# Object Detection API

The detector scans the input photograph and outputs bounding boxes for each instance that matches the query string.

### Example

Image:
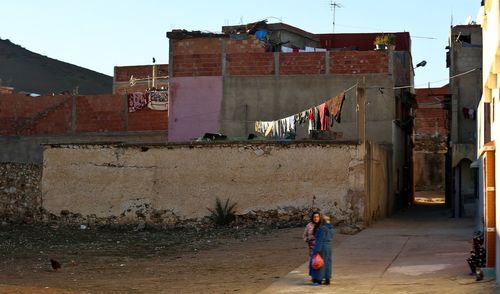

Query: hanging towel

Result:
[468,108,475,120]
[308,107,315,132]
[148,89,168,111]
[265,122,273,137]
[325,92,346,123]
[318,103,330,131]
[314,107,321,130]
[128,92,148,112]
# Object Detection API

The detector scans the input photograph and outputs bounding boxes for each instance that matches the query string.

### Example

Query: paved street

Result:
[261,204,496,293]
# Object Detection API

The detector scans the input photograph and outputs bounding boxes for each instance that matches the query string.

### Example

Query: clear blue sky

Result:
[0,0,480,87]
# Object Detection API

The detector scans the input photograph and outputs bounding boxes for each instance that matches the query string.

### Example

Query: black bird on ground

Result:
[50,259,61,271]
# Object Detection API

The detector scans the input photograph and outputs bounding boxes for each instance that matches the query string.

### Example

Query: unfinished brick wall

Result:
[226,53,275,75]
[76,95,125,132]
[171,37,390,77]
[114,65,168,82]
[114,65,169,95]
[225,35,266,54]
[0,94,72,136]
[128,108,168,131]
[0,93,168,136]
[330,51,389,74]
[173,38,222,77]
[280,52,325,75]
[414,87,449,140]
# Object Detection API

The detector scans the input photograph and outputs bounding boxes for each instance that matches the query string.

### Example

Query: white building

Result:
[477,0,500,281]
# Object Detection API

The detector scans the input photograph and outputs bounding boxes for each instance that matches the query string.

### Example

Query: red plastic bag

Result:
[312,253,324,270]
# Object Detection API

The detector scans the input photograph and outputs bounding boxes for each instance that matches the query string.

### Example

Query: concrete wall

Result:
[221,75,395,143]
[168,76,223,142]
[365,142,392,222]
[42,142,368,225]
[392,121,406,207]
[0,132,167,163]
[414,152,445,191]
[168,35,398,143]
[449,25,482,145]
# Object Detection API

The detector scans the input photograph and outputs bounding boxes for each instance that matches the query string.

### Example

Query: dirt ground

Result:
[0,223,317,293]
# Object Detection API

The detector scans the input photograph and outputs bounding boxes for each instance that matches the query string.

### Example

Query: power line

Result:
[393,67,480,90]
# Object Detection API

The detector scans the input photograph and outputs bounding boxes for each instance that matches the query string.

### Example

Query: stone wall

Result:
[42,142,367,226]
[0,163,42,223]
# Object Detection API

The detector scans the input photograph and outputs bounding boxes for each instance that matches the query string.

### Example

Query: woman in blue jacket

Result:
[309,215,333,285]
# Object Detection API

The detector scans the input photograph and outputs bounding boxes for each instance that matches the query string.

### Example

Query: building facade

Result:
[447,24,483,217]
[413,86,450,199]
[477,0,500,279]
[166,22,416,214]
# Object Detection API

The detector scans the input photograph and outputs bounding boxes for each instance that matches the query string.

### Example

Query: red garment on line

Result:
[318,103,330,131]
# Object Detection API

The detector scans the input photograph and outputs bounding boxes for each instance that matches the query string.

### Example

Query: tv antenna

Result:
[330,1,343,33]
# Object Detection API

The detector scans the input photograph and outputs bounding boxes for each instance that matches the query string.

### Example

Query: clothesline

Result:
[254,83,359,138]
[127,89,168,112]
[393,68,480,90]
[256,82,358,122]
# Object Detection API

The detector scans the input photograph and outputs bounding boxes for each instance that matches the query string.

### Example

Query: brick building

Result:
[447,24,482,217]
[113,64,168,94]
[0,93,168,163]
[166,22,416,211]
[413,85,450,194]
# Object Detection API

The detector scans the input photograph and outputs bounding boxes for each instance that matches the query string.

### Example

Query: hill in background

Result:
[0,38,112,95]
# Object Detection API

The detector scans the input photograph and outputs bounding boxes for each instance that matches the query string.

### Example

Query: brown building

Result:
[113,64,168,95]
[413,85,450,197]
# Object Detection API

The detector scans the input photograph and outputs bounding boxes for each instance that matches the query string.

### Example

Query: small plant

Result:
[374,34,396,46]
[207,197,237,226]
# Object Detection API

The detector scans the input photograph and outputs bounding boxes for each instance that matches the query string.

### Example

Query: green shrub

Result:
[374,34,395,45]
[207,197,237,226]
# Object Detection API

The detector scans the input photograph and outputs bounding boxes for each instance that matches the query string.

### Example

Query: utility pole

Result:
[330,1,342,33]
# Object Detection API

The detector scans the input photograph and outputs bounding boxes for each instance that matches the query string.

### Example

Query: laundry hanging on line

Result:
[127,89,169,112]
[254,91,347,138]
[462,107,475,120]
[148,89,168,111]
[128,92,148,112]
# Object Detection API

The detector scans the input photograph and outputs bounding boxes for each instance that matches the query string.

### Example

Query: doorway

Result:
[413,150,446,205]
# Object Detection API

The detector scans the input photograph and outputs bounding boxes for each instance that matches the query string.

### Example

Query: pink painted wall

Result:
[168,76,223,142]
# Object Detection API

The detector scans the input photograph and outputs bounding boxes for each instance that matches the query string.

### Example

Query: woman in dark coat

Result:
[309,215,334,285]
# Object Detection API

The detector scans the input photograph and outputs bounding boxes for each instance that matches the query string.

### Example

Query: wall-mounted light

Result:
[414,60,427,69]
